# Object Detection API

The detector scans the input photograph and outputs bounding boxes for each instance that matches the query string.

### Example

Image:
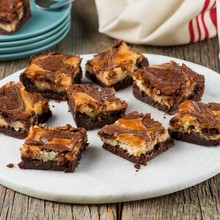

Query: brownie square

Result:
[0,82,52,139]
[169,100,220,146]
[0,0,31,35]
[85,40,149,90]
[18,124,88,172]
[67,83,127,130]
[98,111,174,165]
[132,61,205,115]
[20,52,82,100]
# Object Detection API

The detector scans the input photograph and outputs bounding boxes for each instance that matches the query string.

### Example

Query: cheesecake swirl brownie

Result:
[132,61,205,114]
[67,84,127,130]
[0,0,31,35]
[169,100,220,146]
[98,111,174,165]
[20,52,82,100]
[18,124,88,172]
[85,40,149,90]
[0,82,52,139]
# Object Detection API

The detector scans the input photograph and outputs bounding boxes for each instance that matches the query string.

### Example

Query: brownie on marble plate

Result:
[20,52,82,100]
[18,124,88,172]
[132,61,205,115]
[85,40,149,90]
[0,82,52,139]
[67,83,127,130]
[98,111,174,165]
[169,100,220,146]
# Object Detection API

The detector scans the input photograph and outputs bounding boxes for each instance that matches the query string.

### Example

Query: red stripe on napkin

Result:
[189,20,195,43]
[189,0,217,43]
[196,17,202,41]
[201,0,210,39]
[210,5,217,31]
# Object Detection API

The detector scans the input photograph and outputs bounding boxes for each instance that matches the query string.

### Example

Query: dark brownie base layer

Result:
[133,84,204,115]
[69,107,125,130]
[0,1,31,35]
[169,130,220,146]
[18,158,79,173]
[20,71,82,100]
[85,72,133,91]
[0,127,29,139]
[102,138,174,165]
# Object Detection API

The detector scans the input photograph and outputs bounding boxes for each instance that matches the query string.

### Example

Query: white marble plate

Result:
[0,54,219,204]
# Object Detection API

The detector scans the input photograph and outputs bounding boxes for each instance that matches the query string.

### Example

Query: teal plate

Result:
[0,0,71,42]
[0,22,70,61]
[0,17,70,53]
[0,15,70,47]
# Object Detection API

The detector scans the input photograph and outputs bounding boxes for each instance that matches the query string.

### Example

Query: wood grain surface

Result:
[0,0,220,219]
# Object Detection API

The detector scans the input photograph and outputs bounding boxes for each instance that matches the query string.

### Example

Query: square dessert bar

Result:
[20,52,82,100]
[0,0,31,35]
[0,82,52,139]
[132,61,205,115]
[67,83,127,130]
[169,100,220,146]
[85,40,149,90]
[98,111,174,165]
[18,124,88,172]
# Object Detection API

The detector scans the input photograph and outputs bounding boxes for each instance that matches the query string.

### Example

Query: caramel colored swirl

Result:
[24,124,87,152]
[25,53,82,88]
[172,100,220,129]
[67,84,127,117]
[0,82,48,120]
[99,111,167,146]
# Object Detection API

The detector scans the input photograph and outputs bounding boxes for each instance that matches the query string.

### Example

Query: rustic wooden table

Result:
[0,0,220,219]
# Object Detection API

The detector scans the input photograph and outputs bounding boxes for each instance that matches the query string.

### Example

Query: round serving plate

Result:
[0,54,219,204]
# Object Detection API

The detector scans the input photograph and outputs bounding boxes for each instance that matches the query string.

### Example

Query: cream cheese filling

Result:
[169,123,220,141]
[93,58,138,86]
[0,116,25,131]
[101,131,169,157]
[39,150,57,162]
[34,80,68,93]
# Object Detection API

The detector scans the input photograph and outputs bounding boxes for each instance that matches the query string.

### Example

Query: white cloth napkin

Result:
[95,0,217,46]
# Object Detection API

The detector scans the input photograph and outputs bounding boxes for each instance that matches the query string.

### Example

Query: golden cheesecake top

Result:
[67,84,127,117]
[170,100,220,129]
[0,81,49,119]
[86,40,149,86]
[98,111,169,154]
[20,124,88,161]
[24,52,82,88]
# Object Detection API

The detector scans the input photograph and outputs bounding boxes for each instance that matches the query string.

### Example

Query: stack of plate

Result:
[0,1,71,61]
